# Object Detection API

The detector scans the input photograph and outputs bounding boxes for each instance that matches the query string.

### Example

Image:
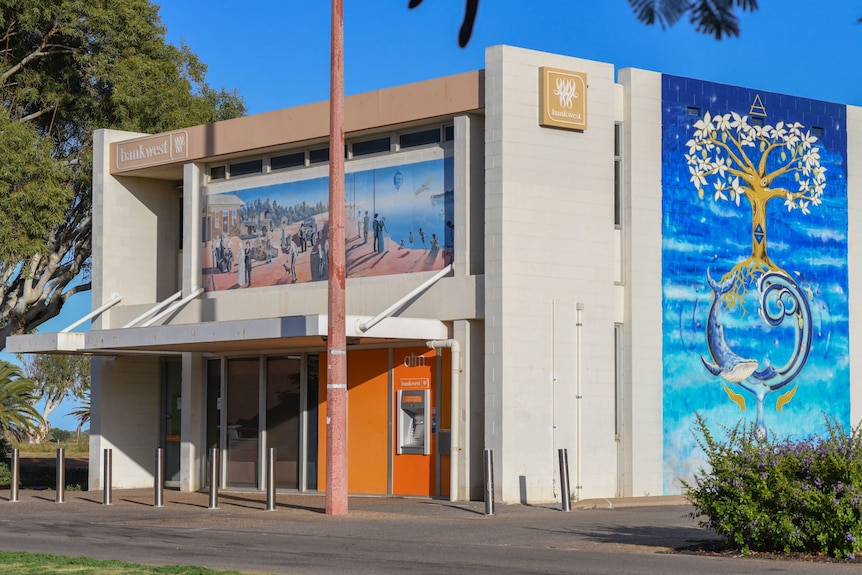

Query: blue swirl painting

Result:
[661,75,849,493]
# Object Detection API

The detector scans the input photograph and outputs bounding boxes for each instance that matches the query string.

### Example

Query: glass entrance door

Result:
[213,355,318,490]
[266,357,300,488]
[162,358,182,486]
[226,358,260,488]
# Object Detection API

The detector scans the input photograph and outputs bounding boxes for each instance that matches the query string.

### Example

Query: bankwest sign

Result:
[540,67,588,131]
[115,131,189,170]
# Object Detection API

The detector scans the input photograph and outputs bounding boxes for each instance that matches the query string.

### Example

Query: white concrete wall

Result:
[89,356,160,489]
[484,46,617,503]
[618,68,664,497]
[848,105,862,428]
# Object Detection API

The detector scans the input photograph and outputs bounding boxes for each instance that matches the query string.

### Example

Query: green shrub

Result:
[0,461,8,488]
[684,413,862,559]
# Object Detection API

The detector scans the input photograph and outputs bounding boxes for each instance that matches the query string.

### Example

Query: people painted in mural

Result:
[376,216,389,253]
[372,213,380,252]
[237,238,246,287]
[244,241,253,287]
[363,211,370,244]
[418,227,426,249]
[288,238,298,282]
[203,157,453,291]
[430,233,439,253]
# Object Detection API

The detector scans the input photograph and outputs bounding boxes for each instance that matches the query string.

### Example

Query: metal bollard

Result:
[208,447,219,509]
[483,449,495,516]
[103,449,113,505]
[154,448,164,508]
[558,448,571,512]
[10,449,19,502]
[55,448,65,503]
[265,447,276,511]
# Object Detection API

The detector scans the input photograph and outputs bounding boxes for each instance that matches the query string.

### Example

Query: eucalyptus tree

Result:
[18,353,89,442]
[0,0,245,350]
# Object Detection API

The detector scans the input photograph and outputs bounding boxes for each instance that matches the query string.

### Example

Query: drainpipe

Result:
[576,302,584,501]
[356,264,452,334]
[141,287,204,327]
[427,338,460,501]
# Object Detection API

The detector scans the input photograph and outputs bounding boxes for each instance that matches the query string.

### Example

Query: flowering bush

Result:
[684,414,862,559]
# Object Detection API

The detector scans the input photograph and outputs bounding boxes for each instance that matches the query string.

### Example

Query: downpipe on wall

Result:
[576,302,584,501]
[427,338,461,501]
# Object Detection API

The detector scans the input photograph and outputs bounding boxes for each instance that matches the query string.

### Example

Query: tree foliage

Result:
[628,0,759,39]
[18,353,89,442]
[0,0,245,350]
[0,360,42,441]
[416,0,764,47]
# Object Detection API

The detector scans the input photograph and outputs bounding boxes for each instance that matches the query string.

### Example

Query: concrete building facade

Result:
[11,45,861,503]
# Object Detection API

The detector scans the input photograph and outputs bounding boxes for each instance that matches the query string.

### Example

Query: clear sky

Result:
[22,0,862,431]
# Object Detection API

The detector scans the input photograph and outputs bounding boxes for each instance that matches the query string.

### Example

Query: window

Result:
[271,152,305,171]
[614,123,623,227]
[210,166,226,180]
[812,126,825,137]
[399,128,440,149]
[352,137,390,157]
[230,159,263,177]
[309,148,329,164]
[444,125,454,142]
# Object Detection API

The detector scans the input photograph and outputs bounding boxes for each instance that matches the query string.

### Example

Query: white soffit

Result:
[6,332,86,354]
[8,316,447,355]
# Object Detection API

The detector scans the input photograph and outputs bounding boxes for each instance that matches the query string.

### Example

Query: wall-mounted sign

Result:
[115,131,189,170]
[540,67,588,131]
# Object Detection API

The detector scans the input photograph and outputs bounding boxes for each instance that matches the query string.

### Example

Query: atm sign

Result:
[399,378,429,389]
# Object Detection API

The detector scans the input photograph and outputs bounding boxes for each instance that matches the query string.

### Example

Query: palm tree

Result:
[0,361,43,441]
[69,400,90,444]
[408,0,760,47]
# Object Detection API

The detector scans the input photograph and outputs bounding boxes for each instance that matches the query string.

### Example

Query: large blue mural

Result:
[661,75,849,493]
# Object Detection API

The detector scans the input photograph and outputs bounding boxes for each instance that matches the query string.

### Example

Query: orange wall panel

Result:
[317,349,389,495]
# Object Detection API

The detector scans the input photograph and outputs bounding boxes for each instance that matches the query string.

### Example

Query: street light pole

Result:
[325,0,348,516]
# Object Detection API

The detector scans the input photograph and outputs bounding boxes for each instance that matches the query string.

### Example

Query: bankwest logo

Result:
[116,131,189,170]
[540,67,588,131]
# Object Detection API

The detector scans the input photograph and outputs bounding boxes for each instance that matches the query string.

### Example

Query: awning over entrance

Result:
[7,315,449,356]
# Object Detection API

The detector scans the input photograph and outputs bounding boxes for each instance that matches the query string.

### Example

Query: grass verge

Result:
[0,551,268,574]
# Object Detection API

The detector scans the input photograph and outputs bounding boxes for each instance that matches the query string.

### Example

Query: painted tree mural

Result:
[661,75,848,493]
[684,110,829,439]
[685,111,826,306]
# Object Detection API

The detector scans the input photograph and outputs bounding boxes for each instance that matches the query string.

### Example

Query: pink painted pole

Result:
[325,0,348,516]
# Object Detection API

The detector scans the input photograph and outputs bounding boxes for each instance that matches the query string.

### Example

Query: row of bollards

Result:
[6,446,280,511]
[9,446,567,512]
[481,448,573,516]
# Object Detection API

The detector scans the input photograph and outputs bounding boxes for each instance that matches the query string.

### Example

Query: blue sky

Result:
[23,0,862,430]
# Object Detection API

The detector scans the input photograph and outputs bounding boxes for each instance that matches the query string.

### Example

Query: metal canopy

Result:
[7,314,448,356]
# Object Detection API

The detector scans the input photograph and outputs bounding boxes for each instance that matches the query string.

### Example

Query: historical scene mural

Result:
[202,157,454,291]
[661,75,849,493]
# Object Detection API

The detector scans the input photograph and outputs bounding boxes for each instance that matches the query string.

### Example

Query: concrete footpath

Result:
[0,488,856,575]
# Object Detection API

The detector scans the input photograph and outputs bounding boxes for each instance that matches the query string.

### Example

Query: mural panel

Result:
[202,157,454,291]
[661,75,849,493]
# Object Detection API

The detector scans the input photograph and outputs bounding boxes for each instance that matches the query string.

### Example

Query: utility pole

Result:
[325,0,348,516]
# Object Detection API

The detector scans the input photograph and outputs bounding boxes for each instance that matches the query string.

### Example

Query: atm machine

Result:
[397,389,430,455]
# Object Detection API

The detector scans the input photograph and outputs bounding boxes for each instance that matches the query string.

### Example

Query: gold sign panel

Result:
[115,131,189,171]
[540,67,588,131]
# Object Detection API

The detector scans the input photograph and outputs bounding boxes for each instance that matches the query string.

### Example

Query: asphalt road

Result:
[0,489,858,574]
